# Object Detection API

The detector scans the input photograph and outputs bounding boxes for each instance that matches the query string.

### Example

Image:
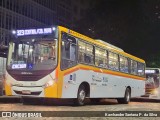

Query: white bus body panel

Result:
[61,69,145,98]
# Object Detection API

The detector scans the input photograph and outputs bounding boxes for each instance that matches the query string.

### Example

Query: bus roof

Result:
[95,39,124,52]
[58,26,145,63]
[146,68,160,70]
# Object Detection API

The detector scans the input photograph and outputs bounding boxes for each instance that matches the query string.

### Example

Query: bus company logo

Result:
[103,77,108,82]
[92,75,102,82]
[21,72,32,75]
[30,82,36,86]
[2,112,11,117]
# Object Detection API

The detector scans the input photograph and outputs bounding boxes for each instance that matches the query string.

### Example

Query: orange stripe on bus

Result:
[64,67,145,80]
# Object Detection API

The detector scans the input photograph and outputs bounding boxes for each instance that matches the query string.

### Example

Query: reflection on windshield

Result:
[7,39,57,71]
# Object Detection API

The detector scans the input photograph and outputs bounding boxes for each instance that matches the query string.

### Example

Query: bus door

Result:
[61,32,77,70]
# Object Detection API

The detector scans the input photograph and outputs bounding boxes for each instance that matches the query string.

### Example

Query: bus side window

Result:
[130,60,138,75]
[84,54,91,63]
[108,52,119,71]
[78,40,85,63]
[78,40,94,65]
[137,62,145,77]
[95,46,107,68]
[98,60,103,67]
[119,55,129,73]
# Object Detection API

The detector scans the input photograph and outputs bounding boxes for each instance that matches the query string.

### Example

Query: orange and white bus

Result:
[5,26,145,105]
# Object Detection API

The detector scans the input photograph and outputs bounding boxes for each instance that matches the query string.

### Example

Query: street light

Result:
[12,30,16,35]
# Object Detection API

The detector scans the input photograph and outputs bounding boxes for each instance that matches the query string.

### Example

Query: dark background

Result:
[74,0,160,67]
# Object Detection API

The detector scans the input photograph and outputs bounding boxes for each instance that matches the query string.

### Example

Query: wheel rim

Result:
[78,90,85,103]
[126,91,130,102]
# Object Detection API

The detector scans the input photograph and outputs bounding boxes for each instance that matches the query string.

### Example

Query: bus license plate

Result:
[22,90,31,94]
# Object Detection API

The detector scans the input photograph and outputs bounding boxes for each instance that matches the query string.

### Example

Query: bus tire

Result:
[75,85,86,106]
[117,88,131,104]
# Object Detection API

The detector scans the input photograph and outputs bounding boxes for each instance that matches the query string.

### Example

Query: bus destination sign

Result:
[16,28,53,36]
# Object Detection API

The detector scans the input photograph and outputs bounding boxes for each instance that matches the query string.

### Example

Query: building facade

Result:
[0,0,74,46]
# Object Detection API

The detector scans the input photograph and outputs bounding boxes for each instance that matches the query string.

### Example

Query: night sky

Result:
[75,0,160,66]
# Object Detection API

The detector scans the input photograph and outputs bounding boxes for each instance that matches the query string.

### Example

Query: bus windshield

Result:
[145,69,160,88]
[7,38,58,71]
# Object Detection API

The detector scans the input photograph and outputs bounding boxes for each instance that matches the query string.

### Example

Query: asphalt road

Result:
[0,97,160,120]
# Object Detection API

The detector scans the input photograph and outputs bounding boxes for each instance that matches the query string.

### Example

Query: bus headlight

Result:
[43,80,55,88]
[153,89,158,95]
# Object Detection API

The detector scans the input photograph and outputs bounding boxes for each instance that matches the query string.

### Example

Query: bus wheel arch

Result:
[117,86,131,104]
[74,82,90,106]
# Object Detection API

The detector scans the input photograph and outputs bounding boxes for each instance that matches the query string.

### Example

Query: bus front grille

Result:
[14,90,42,95]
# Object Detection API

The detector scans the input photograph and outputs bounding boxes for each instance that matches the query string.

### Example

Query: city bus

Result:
[5,26,145,105]
[142,68,160,99]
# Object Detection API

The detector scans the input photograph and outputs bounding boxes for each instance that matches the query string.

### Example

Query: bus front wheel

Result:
[75,85,86,106]
[117,88,131,104]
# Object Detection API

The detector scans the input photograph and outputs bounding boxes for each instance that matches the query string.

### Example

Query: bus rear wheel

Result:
[117,88,131,104]
[75,85,86,106]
